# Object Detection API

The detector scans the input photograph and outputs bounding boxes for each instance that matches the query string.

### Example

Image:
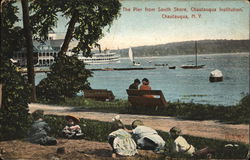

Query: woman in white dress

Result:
[108,120,138,158]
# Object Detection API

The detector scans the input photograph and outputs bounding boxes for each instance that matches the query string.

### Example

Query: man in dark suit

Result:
[129,79,141,90]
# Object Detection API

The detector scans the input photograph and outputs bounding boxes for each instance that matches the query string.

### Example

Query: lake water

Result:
[35,52,249,106]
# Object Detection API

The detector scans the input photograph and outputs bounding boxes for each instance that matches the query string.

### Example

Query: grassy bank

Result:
[60,97,130,113]
[43,115,248,159]
[58,95,250,124]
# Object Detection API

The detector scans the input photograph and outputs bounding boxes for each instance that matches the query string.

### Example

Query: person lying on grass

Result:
[131,120,165,153]
[108,119,138,158]
[62,115,83,139]
[27,110,57,145]
[169,126,214,158]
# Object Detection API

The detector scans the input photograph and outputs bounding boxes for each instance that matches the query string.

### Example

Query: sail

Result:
[128,47,134,62]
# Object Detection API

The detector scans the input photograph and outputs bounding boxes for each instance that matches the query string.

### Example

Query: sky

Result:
[96,0,249,49]
[16,0,249,50]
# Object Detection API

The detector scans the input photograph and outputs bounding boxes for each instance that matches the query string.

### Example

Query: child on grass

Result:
[62,115,83,138]
[131,120,165,153]
[108,116,138,158]
[27,110,57,145]
[169,126,214,158]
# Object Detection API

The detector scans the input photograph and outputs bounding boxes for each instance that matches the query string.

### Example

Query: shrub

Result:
[239,94,250,107]
[231,94,250,123]
[36,54,92,103]
[0,59,31,140]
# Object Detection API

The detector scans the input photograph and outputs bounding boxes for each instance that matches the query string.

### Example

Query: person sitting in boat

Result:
[27,110,57,145]
[131,120,165,153]
[108,118,138,158]
[169,127,214,157]
[129,78,141,90]
[62,115,83,139]
[139,78,154,98]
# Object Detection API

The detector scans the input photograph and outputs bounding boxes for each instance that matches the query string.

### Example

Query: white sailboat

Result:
[128,47,140,66]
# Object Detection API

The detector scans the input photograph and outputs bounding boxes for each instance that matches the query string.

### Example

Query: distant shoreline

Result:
[117,39,249,57]
[119,52,249,59]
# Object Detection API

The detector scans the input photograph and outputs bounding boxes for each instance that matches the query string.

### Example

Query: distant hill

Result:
[115,40,250,57]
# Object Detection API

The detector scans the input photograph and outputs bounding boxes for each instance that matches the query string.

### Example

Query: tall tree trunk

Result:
[58,12,78,57]
[21,0,36,102]
[0,0,4,109]
[0,0,4,57]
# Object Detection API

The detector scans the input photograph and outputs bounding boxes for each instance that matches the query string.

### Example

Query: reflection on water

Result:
[35,52,249,106]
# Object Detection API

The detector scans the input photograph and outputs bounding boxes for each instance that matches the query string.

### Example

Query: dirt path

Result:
[0,139,162,160]
[29,103,249,144]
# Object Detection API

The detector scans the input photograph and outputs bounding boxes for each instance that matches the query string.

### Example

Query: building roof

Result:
[33,39,64,52]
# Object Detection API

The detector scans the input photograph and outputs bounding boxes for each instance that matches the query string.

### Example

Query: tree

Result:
[30,0,121,56]
[21,0,36,102]
[1,0,23,58]
[1,0,36,103]
[0,59,31,140]
[0,0,31,140]
[29,0,121,102]
[36,54,92,103]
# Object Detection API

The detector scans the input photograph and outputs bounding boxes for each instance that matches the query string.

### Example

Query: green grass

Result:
[43,115,249,159]
[57,95,250,124]
[60,97,130,113]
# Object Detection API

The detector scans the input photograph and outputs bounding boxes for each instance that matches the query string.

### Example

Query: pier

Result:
[18,67,156,73]
[91,67,156,71]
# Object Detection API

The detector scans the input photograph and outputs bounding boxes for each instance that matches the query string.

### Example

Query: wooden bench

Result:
[126,89,167,109]
[83,89,115,101]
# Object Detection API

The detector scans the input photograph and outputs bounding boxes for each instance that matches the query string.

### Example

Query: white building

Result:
[13,36,64,67]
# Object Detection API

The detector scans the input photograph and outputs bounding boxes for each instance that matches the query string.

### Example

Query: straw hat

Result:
[65,115,80,123]
[112,115,121,122]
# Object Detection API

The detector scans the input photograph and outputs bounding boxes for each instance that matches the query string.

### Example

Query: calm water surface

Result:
[35,52,249,106]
